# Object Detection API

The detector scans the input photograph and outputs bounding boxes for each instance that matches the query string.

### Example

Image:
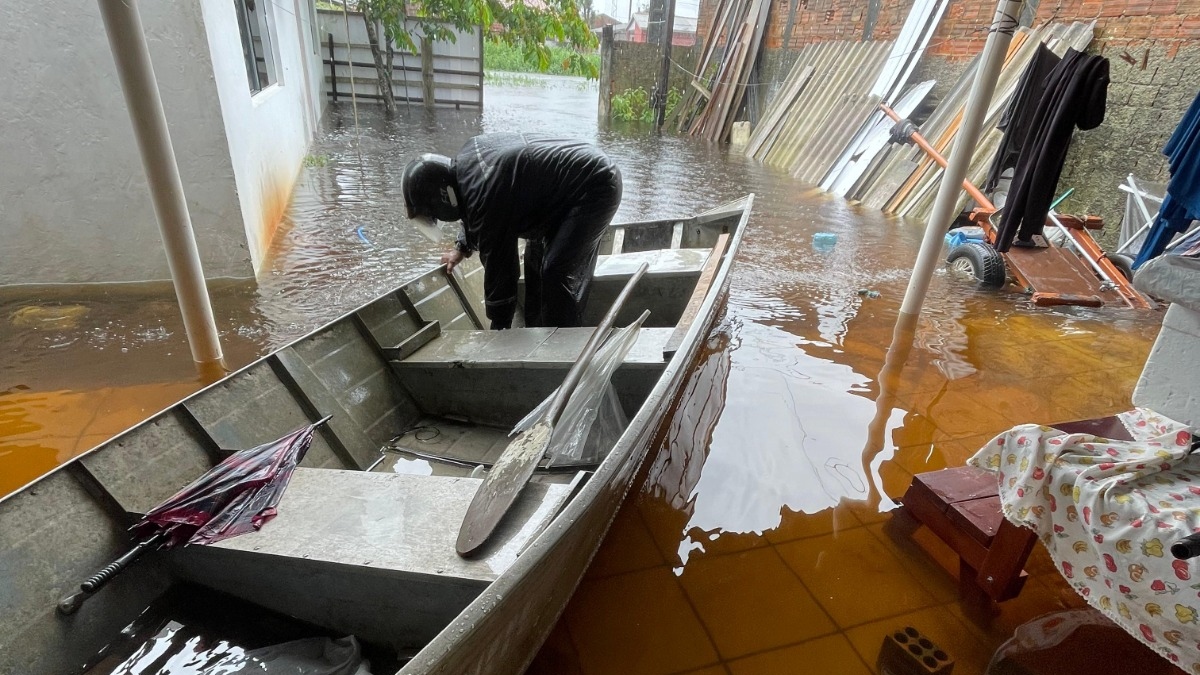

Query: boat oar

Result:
[456,261,650,557]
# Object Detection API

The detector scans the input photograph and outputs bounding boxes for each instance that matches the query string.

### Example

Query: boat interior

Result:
[2,198,750,674]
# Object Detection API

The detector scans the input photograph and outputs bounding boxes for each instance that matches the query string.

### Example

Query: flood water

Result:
[2,73,1168,673]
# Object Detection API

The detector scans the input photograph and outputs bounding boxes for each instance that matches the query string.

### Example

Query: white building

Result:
[0,0,327,285]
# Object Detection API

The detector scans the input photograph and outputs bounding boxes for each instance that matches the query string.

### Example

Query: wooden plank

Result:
[948,495,1004,546]
[911,466,998,503]
[1053,415,1132,440]
[902,485,991,570]
[1004,246,1121,302]
[976,519,1037,601]
[662,234,729,359]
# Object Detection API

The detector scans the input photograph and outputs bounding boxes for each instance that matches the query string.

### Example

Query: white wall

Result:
[0,0,251,284]
[203,0,326,269]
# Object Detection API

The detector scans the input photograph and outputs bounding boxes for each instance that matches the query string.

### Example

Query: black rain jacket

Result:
[452,133,621,328]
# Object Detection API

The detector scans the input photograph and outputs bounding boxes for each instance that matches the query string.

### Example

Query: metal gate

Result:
[318,9,483,108]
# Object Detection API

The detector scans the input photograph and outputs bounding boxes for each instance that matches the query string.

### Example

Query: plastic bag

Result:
[511,315,644,463]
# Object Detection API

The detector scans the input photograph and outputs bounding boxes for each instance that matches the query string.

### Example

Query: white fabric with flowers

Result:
[968,408,1200,672]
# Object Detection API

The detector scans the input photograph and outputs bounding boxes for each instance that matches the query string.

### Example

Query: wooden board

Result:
[662,234,730,359]
[1003,246,1123,305]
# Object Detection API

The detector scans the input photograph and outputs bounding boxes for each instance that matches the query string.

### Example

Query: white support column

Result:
[98,0,226,377]
[899,0,1025,318]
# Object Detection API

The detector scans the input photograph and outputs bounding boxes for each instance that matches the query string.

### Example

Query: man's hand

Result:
[442,249,465,272]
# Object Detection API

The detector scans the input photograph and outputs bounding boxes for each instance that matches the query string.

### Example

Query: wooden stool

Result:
[898,416,1131,609]
[900,465,1037,607]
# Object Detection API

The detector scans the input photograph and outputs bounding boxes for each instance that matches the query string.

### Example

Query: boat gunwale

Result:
[398,193,755,673]
[0,198,753,508]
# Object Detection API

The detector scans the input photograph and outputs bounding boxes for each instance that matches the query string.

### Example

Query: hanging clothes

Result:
[995,49,1110,252]
[1132,90,1200,268]
[983,44,1063,197]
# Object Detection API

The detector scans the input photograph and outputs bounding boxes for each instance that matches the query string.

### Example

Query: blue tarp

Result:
[1133,90,1200,268]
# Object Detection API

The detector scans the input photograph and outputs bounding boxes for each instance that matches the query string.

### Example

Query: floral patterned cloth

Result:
[968,408,1200,672]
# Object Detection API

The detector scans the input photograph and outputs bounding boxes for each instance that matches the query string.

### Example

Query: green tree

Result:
[354,0,598,113]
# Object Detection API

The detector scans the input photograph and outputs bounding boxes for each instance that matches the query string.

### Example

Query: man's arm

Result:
[481,237,519,330]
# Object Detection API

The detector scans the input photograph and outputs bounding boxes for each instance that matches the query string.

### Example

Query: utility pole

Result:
[98,0,226,380]
[651,0,677,131]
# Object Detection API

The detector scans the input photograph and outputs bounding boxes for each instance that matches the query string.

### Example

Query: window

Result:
[235,0,279,93]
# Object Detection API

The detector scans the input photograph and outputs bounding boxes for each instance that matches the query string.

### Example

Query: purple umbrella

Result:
[58,418,327,614]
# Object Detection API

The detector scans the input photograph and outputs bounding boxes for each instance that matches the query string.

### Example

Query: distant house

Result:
[590,13,622,29]
[620,12,697,47]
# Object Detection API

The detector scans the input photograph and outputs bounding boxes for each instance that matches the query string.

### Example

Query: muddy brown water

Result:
[1,74,1166,674]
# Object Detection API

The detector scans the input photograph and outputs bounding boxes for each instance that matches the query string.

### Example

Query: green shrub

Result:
[610,86,681,124]
[484,41,599,79]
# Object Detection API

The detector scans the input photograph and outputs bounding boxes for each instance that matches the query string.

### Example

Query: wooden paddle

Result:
[456,261,651,556]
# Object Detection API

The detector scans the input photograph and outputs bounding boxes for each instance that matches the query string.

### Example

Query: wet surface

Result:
[1,72,1169,674]
[81,584,400,675]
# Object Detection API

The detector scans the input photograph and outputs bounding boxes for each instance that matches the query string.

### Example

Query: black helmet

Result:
[401,154,461,222]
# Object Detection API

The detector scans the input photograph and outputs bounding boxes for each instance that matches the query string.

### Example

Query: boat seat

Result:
[521,248,715,328]
[397,326,674,369]
[593,248,712,278]
[171,468,572,650]
[390,328,672,427]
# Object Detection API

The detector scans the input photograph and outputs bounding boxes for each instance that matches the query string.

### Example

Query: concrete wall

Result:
[203,0,327,271]
[608,40,701,99]
[0,0,325,286]
[0,0,247,285]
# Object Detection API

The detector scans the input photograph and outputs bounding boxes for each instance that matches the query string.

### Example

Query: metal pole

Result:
[898,0,1024,318]
[98,0,225,376]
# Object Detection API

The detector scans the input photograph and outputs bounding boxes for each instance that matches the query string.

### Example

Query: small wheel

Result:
[947,242,1007,289]
[1109,253,1134,281]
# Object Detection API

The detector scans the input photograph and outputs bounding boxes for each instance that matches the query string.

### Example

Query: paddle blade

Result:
[456,421,553,556]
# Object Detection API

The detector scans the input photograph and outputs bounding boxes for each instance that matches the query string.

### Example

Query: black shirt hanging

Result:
[994,48,1110,252]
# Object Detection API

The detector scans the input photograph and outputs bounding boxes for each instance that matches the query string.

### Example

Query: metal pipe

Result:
[98,0,225,375]
[898,0,1024,318]
[880,104,996,210]
[1116,174,1160,254]
[1048,212,1117,285]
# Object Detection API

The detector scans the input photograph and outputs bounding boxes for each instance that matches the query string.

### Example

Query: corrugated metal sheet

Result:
[747,0,948,187]
[848,21,1097,218]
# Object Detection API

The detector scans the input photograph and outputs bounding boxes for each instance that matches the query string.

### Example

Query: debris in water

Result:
[10,304,89,329]
[858,289,881,299]
[812,232,838,252]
